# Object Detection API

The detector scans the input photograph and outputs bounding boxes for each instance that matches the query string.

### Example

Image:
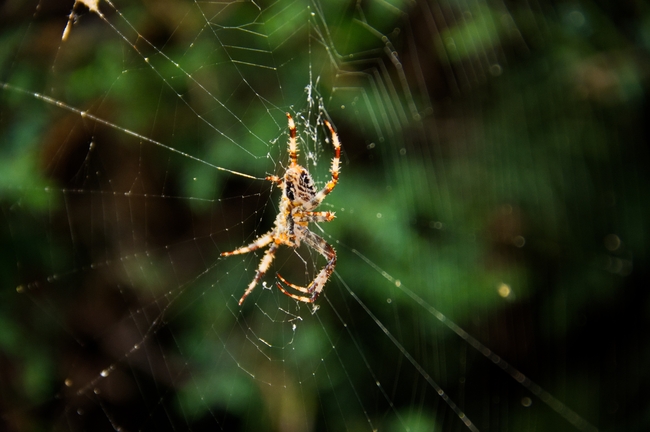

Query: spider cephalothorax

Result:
[221,113,341,305]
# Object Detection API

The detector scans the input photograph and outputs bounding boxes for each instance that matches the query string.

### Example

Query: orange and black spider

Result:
[221,113,341,305]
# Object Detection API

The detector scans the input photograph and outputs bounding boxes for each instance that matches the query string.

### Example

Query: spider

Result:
[221,113,341,305]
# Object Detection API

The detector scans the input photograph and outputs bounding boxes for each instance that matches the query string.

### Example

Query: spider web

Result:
[1,0,648,431]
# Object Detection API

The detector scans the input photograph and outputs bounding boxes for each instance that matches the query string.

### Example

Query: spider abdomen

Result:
[284,166,317,208]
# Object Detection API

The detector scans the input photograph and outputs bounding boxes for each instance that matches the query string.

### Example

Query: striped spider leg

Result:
[221,113,341,305]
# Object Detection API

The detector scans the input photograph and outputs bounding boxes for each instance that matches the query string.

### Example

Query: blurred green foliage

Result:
[1,0,649,431]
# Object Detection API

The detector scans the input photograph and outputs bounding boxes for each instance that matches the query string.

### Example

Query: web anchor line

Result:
[1,83,260,182]
[350,247,599,432]
[72,0,269,157]
[336,274,479,432]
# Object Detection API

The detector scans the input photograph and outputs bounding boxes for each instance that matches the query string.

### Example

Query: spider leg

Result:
[286,113,298,167]
[221,232,275,304]
[276,273,311,294]
[293,211,336,224]
[220,232,273,256]
[276,228,336,303]
[276,279,316,303]
[308,119,341,208]
[237,242,279,305]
